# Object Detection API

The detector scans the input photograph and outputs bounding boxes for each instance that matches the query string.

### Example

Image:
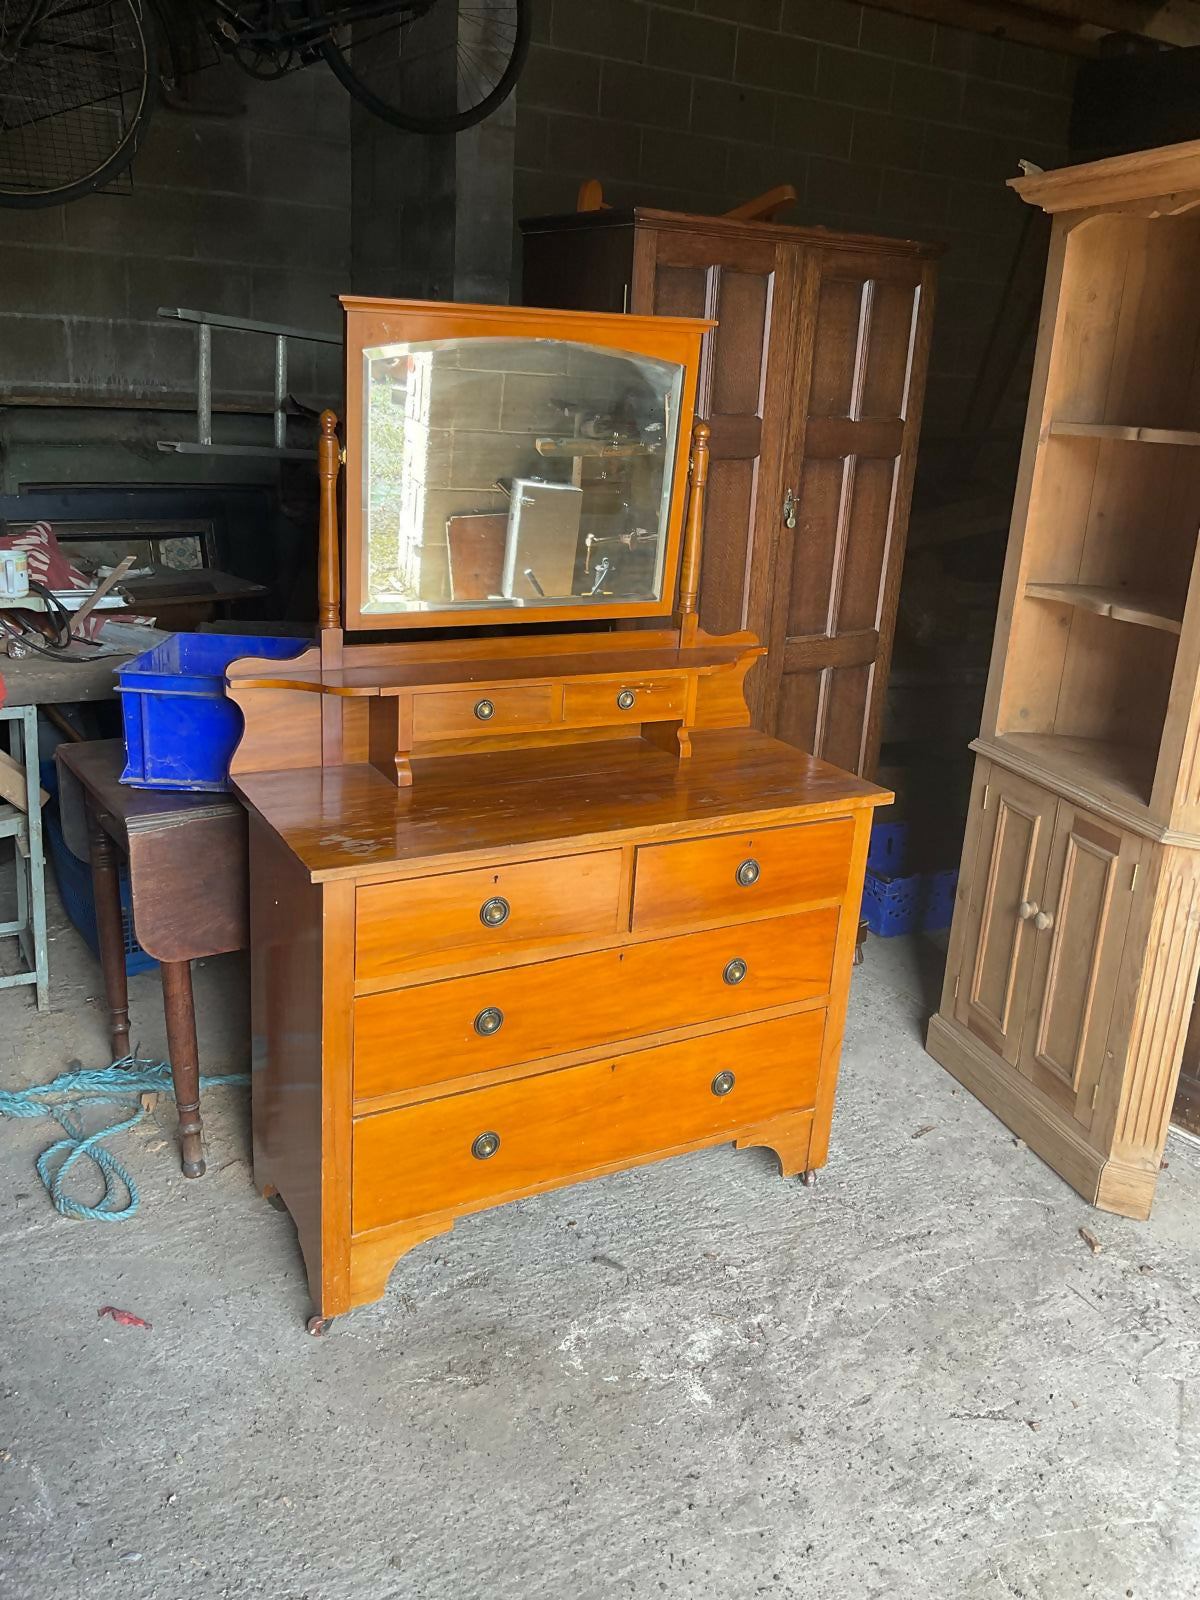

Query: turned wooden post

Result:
[677,420,710,646]
[161,960,205,1179]
[317,410,341,633]
[87,809,130,1061]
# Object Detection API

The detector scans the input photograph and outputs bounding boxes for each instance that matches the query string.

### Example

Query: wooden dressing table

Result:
[226,300,888,1329]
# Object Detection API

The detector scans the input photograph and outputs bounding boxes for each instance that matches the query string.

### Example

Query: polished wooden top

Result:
[236,729,890,882]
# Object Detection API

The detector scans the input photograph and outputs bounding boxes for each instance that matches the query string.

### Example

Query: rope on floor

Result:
[0,1058,249,1222]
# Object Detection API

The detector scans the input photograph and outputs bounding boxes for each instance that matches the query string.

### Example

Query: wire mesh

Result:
[0,0,150,194]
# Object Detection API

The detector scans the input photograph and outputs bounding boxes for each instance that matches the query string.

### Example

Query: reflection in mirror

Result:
[362,337,684,614]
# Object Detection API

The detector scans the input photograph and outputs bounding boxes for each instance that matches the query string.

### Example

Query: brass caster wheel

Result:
[306,1314,334,1337]
[800,1168,818,1188]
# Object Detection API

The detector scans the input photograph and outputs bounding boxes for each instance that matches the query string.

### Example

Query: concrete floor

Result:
[2,880,1200,1600]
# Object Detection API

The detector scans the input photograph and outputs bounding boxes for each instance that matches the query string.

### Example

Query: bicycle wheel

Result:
[312,0,528,136]
[0,0,156,208]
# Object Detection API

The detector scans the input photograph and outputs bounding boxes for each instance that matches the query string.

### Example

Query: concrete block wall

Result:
[0,63,350,417]
[514,0,1078,443]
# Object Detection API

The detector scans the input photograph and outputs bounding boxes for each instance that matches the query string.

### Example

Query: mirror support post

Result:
[676,420,710,647]
[318,410,342,633]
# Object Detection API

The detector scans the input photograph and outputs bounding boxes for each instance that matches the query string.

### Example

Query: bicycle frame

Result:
[205,0,437,54]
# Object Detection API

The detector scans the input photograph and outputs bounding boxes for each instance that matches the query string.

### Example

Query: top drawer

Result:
[632,818,854,932]
[413,684,558,740]
[356,849,624,983]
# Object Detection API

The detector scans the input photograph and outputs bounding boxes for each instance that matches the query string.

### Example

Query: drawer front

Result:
[353,1010,825,1232]
[354,906,837,1100]
[632,818,854,932]
[413,684,558,739]
[563,677,688,725]
[356,850,624,984]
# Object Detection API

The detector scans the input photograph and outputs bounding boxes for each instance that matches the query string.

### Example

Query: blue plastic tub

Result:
[117,632,309,792]
[862,865,959,938]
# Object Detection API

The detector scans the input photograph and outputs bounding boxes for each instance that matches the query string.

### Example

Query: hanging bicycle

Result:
[0,0,528,208]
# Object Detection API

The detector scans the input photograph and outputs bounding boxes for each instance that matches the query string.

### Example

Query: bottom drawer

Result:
[352,1010,825,1234]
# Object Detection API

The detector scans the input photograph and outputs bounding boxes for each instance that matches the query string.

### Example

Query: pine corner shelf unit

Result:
[928,139,1200,1220]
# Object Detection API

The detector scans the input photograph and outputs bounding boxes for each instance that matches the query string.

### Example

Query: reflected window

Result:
[362,336,683,614]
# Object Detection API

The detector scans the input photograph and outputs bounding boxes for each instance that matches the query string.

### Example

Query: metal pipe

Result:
[197,324,213,448]
[273,335,287,451]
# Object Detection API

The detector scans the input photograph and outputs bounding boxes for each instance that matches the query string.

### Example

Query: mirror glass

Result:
[361,336,684,614]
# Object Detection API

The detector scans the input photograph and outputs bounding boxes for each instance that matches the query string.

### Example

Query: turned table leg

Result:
[161,959,205,1178]
[87,810,130,1061]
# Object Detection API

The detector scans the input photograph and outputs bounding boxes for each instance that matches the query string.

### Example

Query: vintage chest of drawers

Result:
[227,299,887,1327]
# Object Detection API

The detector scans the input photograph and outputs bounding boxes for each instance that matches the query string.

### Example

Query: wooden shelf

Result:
[988,732,1156,810]
[1049,420,1200,449]
[1024,581,1183,635]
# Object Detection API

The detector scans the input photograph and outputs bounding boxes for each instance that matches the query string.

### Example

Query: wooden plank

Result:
[1024,581,1183,635]
[1014,139,1200,213]
[1049,420,1200,448]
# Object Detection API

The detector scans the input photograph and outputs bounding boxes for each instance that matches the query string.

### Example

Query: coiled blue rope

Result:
[0,1058,248,1221]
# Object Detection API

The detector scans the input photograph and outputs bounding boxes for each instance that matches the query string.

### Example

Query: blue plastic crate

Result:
[117,632,309,792]
[866,819,911,874]
[44,805,157,978]
[862,865,959,938]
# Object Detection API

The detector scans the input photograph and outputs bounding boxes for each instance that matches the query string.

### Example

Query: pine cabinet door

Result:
[953,770,1056,1064]
[1018,805,1140,1131]
[762,249,935,778]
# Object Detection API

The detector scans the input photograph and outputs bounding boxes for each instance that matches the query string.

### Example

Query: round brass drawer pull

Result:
[474,698,496,721]
[735,858,760,887]
[711,1070,736,1097]
[616,688,637,711]
[480,896,510,928]
[472,1131,501,1160]
[723,958,747,986]
[474,1006,504,1037]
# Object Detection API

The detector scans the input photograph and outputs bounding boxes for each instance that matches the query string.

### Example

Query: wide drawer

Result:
[356,850,624,984]
[412,683,558,739]
[563,677,688,726]
[354,906,837,1100]
[631,818,854,932]
[353,1010,825,1233]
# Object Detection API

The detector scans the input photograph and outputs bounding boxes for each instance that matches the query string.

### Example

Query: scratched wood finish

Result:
[352,1011,826,1235]
[354,908,838,1101]
[519,208,938,779]
[928,141,1200,1216]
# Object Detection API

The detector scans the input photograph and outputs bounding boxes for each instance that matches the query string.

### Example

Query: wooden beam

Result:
[861,0,1200,51]
[859,0,1099,53]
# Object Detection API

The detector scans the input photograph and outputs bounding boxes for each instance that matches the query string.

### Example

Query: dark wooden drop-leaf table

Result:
[55,739,248,1177]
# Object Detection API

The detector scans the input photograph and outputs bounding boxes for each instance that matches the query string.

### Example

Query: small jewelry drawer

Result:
[356,850,625,984]
[353,907,837,1101]
[563,677,688,726]
[631,818,855,932]
[412,683,558,739]
[351,1010,826,1234]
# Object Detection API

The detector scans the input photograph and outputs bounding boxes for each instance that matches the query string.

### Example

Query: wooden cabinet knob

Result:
[1035,909,1054,931]
[1018,900,1039,920]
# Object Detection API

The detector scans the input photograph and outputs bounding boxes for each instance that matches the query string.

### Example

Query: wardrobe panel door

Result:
[764,250,935,777]
[640,230,795,689]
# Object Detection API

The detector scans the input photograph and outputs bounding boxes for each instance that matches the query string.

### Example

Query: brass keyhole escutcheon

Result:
[616,688,636,711]
[474,698,496,721]
[474,1006,504,1037]
[723,958,747,986]
[480,896,510,928]
[736,858,760,887]
[472,1131,501,1160]
[711,1070,736,1097]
